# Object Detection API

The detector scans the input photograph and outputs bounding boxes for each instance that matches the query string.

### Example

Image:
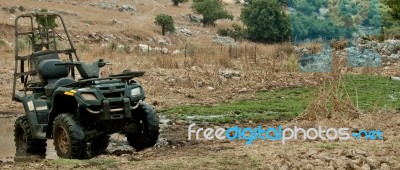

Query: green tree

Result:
[154,13,175,35]
[192,0,233,26]
[384,0,400,20]
[172,0,188,6]
[241,0,290,43]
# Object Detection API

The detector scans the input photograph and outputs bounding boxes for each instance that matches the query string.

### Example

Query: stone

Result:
[161,47,168,54]
[380,163,390,170]
[172,50,181,55]
[212,35,237,46]
[138,44,151,52]
[180,28,192,36]
[119,5,136,13]
[219,69,241,78]
[188,14,202,23]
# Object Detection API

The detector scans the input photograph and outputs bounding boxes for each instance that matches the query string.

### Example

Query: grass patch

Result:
[162,74,400,123]
[341,74,400,112]
[163,87,314,123]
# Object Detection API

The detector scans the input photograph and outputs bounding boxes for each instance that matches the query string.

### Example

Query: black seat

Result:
[38,59,75,97]
[29,50,60,71]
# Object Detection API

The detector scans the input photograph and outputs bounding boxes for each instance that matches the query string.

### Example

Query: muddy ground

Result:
[0,0,399,169]
[1,111,399,169]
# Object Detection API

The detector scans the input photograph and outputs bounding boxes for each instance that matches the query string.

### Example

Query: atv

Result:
[12,12,159,159]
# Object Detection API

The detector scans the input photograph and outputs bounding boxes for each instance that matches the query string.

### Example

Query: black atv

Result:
[12,12,159,159]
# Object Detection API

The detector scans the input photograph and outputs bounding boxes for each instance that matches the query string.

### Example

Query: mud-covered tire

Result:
[53,114,88,159]
[14,116,47,157]
[126,104,159,151]
[91,134,110,153]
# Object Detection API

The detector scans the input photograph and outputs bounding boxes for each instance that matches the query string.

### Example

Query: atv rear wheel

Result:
[53,114,88,159]
[14,116,47,158]
[126,104,159,151]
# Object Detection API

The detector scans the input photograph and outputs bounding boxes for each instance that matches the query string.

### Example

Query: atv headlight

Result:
[81,93,97,101]
[130,88,142,97]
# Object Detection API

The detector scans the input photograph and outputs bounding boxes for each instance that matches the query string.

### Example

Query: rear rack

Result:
[12,12,80,101]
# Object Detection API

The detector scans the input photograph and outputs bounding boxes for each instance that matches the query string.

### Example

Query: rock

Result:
[388,54,400,62]
[180,28,192,36]
[172,50,181,55]
[213,35,237,46]
[380,163,390,170]
[138,44,151,52]
[298,46,332,72]
[346,46,381,67]
[207,86,215,91]
[188,14,202,23]
[119,5,136,13]
[158,39,168,45]
[161,47,168,54]
[175,120,186,125]
[95,1,115,10]
[382,39,400,55]
[363,157,379,169]
[361,163,370,170]
[219,69,241,78]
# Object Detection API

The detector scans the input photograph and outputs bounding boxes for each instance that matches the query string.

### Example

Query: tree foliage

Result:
[241,0,290,43]
[154,13,175,35]
[172,0,188,6]
[288,0,381,41]
[192,0,233,26]
[384,0,400,20]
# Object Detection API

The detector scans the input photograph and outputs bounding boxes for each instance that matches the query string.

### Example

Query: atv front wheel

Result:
[14,116,47,158]
[53,114,88,159]
[126,104,159,151]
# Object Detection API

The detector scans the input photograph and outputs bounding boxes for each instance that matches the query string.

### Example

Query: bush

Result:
[154,13,175,35]
[241,0,290,43]
[217,24,245,42]
[385,0,400,20]
[217,28,230,36]
[192,0,233,26]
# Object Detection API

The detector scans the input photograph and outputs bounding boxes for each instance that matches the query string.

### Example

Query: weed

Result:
[0,39,6,47]
[108,41,118,52]
[78,43,90,53]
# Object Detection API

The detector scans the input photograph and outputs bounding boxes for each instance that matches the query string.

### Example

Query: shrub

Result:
[154,13,175,35]
[192,0,233,26]
[241,0,290,43]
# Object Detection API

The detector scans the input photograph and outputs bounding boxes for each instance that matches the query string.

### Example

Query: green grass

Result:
[163,87,314,123]
[341,74,400,112]
[161,74,400,123]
